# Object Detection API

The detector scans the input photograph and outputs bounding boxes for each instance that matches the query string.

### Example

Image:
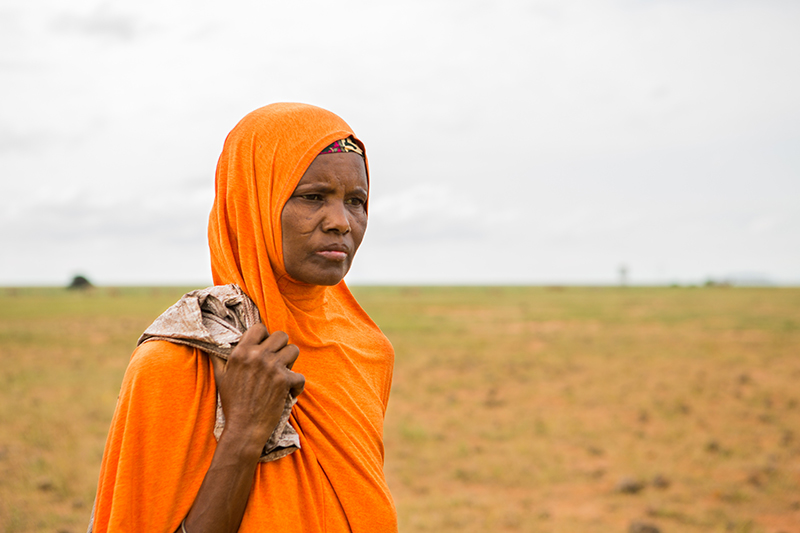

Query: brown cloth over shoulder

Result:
[138,284,300,461]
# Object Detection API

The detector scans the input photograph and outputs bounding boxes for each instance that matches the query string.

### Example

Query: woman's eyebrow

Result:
[295,183,336,193]
[295,184,368,195]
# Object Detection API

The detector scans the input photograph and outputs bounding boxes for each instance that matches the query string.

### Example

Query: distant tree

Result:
[67,275,93,290]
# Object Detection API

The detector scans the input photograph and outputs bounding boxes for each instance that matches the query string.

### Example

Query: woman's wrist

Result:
[182,428,262,533]
[216,425,267,464]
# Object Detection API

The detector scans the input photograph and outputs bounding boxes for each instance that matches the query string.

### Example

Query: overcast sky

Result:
[1,0,798,285]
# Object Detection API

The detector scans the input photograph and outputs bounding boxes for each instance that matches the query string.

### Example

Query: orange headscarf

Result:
[92,103,397,532]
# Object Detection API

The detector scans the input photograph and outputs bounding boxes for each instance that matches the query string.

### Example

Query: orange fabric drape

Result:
[92,103,397,532]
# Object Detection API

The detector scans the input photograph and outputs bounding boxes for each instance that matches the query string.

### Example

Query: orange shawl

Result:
[92,103,397,532]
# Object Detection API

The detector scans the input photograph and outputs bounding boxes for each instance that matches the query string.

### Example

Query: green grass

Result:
[1,286,799,532]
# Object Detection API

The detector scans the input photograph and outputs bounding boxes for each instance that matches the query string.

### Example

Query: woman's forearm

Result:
[179,428,264,533]
[181,326,305,532]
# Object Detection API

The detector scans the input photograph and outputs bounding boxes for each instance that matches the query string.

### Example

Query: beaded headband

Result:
[319,137,364,157]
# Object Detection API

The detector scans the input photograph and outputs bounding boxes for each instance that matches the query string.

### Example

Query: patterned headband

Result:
[319,137,364,157]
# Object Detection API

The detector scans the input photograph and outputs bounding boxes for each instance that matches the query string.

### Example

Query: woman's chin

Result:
[290,265,349,286]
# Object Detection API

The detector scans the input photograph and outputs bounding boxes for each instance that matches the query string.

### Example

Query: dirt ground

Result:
[0,286,798,532]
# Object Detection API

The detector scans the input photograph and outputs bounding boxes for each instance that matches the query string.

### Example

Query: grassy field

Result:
[0,286,798,532]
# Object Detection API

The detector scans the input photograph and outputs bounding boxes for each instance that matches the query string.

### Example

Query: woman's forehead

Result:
[296,152,368,189]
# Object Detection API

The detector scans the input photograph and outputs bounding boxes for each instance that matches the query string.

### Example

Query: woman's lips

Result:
[316,250,348,262]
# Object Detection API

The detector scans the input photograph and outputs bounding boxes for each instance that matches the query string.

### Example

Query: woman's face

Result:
[281,152,368,286]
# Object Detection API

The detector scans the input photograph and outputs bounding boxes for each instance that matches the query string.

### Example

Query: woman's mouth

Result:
[316,250,348,262]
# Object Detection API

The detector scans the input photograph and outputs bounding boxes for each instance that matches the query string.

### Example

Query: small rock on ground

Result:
[616,477,645,494]
[651,474,670,489]
[629,521,661,533]
[36,477,54,491]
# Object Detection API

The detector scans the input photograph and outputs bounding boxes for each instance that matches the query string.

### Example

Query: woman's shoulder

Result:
[124,340,207,388]
[117,341,216,418]
[130,339,197,368]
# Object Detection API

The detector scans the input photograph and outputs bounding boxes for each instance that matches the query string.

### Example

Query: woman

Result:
[90,103,397,532]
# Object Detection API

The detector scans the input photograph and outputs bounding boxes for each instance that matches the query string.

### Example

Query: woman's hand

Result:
[180,325,305,533]
[212,323,305,460]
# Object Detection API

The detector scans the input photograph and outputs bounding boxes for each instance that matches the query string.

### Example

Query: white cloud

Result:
[1,0,799,285]
[367,184,525,245]
[746,214,780,236]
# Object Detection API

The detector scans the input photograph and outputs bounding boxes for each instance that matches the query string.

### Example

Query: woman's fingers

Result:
[220,327,305,442]
[274,342,300,370]
[225,327,304,398]
[239,322,269,345]
[263,330,289,350]
[238,328,298,369]
[287,370,305,398]
[269,342,302,396]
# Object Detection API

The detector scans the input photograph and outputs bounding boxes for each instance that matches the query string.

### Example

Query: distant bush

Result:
[67,275,93,290]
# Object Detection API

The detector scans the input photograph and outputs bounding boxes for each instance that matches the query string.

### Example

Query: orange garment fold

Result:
[92,103,397,532]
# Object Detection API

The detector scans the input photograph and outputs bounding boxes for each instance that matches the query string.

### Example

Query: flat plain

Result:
[0,286,798,532]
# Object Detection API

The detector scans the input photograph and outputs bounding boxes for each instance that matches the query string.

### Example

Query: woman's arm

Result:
[179,324,305,533]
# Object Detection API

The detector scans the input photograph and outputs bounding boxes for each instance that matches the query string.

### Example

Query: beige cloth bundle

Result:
[138,284,300,462]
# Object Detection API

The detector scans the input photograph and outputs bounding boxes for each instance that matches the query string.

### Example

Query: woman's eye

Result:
[346,197,366,206]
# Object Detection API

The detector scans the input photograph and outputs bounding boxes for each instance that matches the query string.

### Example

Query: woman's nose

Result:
[321,200,351,234]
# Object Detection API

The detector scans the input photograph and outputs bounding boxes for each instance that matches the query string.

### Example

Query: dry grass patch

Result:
[1,286,799,532]
[356,286,800,533]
